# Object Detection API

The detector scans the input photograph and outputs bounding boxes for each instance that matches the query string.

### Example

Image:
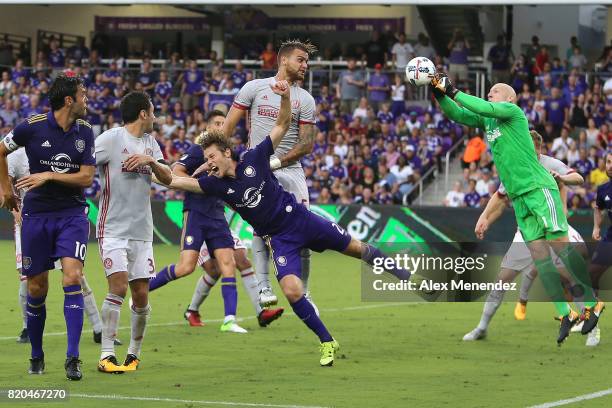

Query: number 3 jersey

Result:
[95,126,164,241]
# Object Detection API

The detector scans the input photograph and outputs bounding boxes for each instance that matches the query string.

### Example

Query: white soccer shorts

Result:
[197,232,247,266]
[274,166,310,208]
[99,237,155,281]
[500,225,584,273]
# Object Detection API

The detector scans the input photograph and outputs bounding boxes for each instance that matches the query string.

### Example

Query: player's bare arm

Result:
[475,191,508,240]
[15,164,95,190]
[593,203,604,241]
[223,107,245,139]
[550,170,583,186]
[168,175,203,194]
[269,80,292,149]
[276,123,315,169]
[0,142,17,210]
[125,154,172,185]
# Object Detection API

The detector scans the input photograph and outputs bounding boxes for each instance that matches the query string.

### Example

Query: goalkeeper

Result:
[431,74,603,344]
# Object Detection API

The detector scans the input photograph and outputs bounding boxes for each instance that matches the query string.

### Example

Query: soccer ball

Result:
[405,57,436,87]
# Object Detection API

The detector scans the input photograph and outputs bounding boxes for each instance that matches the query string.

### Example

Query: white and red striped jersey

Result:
[94,126,163,241]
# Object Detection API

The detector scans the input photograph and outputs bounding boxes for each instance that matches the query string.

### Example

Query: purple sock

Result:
[221,277,237,317]
[149,264,177,292]
[63,284,84,358]
[26,295,46,359]
[363,244,411,281]
[291,296,333,342]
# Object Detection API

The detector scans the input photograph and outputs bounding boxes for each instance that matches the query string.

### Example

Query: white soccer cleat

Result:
[585,326,600,347]
[220,320,248,334]
[305,291,320,317]
[571,320,584,333]
[462,328,486,341]
[258,287,278,307]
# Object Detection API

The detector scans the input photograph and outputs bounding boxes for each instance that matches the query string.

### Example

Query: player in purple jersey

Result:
[166,81,411,366]
[0,74,95,380]
[149,111,283,332]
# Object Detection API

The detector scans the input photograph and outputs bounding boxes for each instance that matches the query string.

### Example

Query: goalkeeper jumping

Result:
[431,74,604,344]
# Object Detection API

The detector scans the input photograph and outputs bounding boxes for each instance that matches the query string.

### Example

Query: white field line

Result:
[70,392,330,408]
[527,388,612,408]
[0,302,414,341]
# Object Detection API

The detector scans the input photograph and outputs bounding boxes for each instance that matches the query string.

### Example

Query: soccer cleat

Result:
[122,354,140,372]
[462,328,486,341]
[514,302,527,320]
[28,357,44,375]
[581,301,605,335]
[65,357,82,381]
[319,339,340,367]
[93,330,122,345]
[220,319,248,333]
[17,328,29,343]
[258,287,278,307]
[305,291,320,317]
[586,325,600,347]
[557,309,579,345]
[258,308,284,327]
[97,355,125,374]
[570,320,584,333]
[184,309,204,327]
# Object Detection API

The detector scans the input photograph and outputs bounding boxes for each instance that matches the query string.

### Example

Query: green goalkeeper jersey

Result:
[438,91,557,199]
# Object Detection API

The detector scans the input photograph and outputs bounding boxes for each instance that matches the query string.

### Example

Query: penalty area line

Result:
[71,393,330,408]
[527,387,612,408]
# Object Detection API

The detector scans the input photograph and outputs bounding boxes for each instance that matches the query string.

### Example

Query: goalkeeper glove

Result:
[431,73,459,99]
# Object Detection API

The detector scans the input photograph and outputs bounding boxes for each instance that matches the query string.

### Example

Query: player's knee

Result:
[63,268,83,286]
[217,257,236,277]
[27,276,49,297]
[282,282,303,303]
[175,261,196,277]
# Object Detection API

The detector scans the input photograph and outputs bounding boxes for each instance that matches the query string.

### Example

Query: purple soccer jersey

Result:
[197,136,351,279]
[3,112,95,275]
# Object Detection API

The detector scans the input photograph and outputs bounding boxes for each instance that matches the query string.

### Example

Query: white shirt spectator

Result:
[551,136,575,161]
[390,163,414,184]
[353,106,368,120]
[445,190,465,207]
[391,84,405,101]
[476,179,494,196]
[334,143,349,160]
[391,41,414,70]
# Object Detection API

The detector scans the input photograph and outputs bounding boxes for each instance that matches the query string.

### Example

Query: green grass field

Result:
[0,241,610,408]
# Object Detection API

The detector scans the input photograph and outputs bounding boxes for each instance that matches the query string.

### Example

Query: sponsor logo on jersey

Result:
[486,128,502,143]
[41,140,51,147]
[244,166,256,177]
[227,188,235,194]
[122,148,129,154]
[121,163,152,175]
[276,256,287,266]
[262,95,268,100]
[180,154,188,161]
[606,195,610,202]
[257,104,279,119]
[103,258,113,269]
[292,99,300,109]
[75,139,85,153]
[146,148,153,156]
[41,153,80,173]
[236,181,265,209]
[285,205,293,213]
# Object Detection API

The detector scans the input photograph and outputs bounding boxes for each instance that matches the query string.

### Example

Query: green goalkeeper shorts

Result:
[512,187,568,242]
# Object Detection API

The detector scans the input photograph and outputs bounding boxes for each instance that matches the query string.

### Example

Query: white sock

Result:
[224,314,235,324]
[252,236,271,291]
[240,267,262,315]
[100,293,123,359]
[300,249,311,294]
[19,278,27,329]
[188,272,218,311]
[81,276,103,333]
[128,303,151,358]
[477,289,505,331]
[519,271,536,302]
